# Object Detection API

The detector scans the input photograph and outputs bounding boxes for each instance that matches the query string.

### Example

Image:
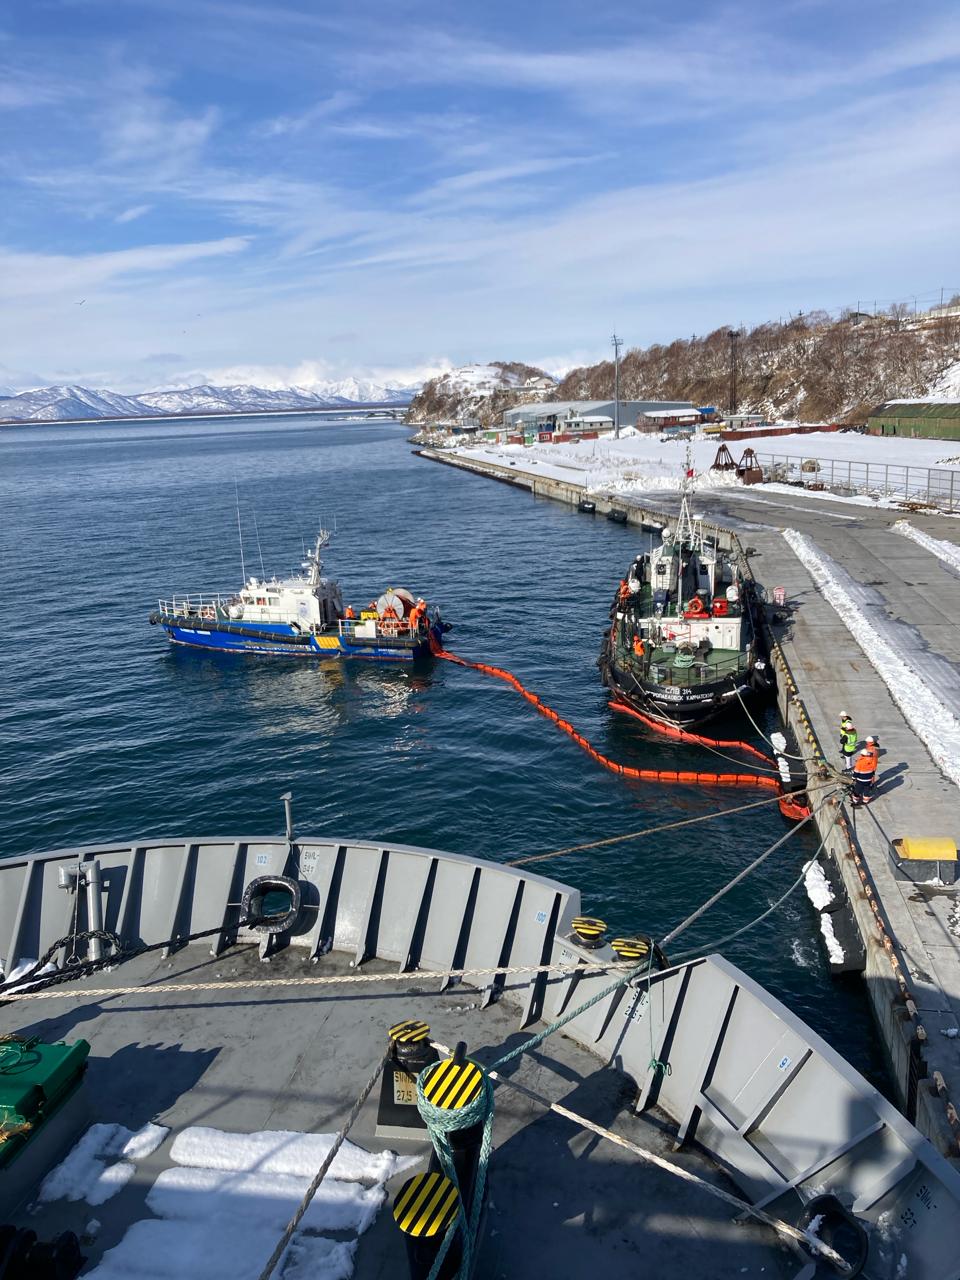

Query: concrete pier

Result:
[418,445,960,1161]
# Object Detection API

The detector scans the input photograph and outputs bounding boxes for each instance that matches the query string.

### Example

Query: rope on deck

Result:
[0,960,639,1002]
[430,1036,853,1275]
[254,1051,389,1280]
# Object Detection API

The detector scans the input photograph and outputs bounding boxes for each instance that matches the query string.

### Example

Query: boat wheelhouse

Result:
[598,498,771,727]
[149,531,448,660]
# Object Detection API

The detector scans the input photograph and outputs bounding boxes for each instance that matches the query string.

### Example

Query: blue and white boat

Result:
[149,531,449,660]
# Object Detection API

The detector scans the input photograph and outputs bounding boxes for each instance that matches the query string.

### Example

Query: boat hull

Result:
[152,615,440,661]
[599,640,768,729]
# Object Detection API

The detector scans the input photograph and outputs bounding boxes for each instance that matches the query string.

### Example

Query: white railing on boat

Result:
[158,593,232,616]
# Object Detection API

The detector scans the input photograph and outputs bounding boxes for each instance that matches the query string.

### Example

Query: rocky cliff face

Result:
[406,362,556,426]
[556,310,960,422]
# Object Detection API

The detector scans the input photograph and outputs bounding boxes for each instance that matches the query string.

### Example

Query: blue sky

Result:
[1,0,959,392]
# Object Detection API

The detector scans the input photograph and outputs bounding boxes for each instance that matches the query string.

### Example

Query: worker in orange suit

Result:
[344,605,355,619]
[632,634,645,659]
[850,748,877,808]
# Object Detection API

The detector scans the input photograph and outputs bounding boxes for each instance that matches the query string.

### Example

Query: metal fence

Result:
[755,453,960,512]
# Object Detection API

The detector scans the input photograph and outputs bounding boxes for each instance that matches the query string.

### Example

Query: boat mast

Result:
[252,510,267,580]
[234,477,247,585]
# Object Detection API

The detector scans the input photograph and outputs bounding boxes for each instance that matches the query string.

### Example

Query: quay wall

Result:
[417,444,959,1158]
[770,646,957,1155]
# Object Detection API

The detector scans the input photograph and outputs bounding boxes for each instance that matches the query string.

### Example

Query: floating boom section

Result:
[433,644,780,791]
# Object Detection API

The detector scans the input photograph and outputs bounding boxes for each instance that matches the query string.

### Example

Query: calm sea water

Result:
[0,415,886,1082]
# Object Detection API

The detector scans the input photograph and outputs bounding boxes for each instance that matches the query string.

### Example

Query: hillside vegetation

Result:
[557,309,960,422]
[406,361,555,426]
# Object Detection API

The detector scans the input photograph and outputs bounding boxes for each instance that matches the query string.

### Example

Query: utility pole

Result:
[728,329,739,418]
[611,332,623,438]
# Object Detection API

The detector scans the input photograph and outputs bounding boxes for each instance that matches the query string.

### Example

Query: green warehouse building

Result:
[868,400,960,441]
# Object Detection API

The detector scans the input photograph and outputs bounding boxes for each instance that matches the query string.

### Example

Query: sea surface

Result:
[0,415,886,1084]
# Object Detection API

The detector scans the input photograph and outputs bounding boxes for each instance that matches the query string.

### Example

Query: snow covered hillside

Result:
[407,362,556,426]
[0,378,416,423]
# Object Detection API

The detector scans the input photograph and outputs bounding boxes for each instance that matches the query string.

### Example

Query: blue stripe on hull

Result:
[163,625,430,661]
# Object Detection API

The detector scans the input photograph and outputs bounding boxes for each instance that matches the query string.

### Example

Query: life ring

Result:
[684,597,707,619]
[712,598,729,617]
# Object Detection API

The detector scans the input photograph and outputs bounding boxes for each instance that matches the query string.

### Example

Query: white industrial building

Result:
[502,399,695,434]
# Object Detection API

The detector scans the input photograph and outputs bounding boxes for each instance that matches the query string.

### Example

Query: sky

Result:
[1,0,959,394]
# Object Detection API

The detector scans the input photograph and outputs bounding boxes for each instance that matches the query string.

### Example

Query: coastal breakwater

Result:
[417,444,960,1160]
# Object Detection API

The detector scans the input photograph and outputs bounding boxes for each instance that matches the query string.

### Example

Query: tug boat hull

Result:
[598,497,773,730]
[599,634,766,729]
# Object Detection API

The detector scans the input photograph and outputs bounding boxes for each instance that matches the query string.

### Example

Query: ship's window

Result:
[256,597,266,605]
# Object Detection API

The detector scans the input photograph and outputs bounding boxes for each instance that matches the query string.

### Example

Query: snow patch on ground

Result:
[37,1122,168,1206]
[804,862,835,911]
[894,520,960,575]
[456,427,960,512]
[783,528,960,789]
[86,1127,415,1280]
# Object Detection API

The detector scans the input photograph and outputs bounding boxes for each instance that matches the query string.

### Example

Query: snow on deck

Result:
[84,1126,414,1280]
[38,1123,168,1207]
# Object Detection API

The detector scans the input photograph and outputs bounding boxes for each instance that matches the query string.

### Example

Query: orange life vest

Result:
[853,753,876,780]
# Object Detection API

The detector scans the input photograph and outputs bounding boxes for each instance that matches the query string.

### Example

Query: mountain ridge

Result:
[0,378,417,423]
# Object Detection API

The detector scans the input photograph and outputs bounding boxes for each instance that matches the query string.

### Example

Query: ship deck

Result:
[4,943,793,1279]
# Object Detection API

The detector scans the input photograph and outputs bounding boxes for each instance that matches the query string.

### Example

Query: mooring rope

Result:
[255,1051,388,1280]
[0,960,634,1003]
[428,1037,852,1275]
[660,802,823,947]
[416,1060,496,1280]
[506,778,837,868]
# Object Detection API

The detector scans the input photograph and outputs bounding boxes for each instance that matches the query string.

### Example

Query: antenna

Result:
[234,476,247,584]
[611,332,623,439]
[252,510,266,580]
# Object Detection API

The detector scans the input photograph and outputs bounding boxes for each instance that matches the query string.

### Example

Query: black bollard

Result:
[393,1171,461,1280]
[421,1042,486,1216]
[376,1019,440,1141]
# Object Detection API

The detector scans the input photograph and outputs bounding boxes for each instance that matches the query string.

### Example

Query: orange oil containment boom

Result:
[430,639,781,793]
[607,698,776,768]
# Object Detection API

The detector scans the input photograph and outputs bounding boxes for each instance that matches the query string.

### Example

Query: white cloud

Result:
[114,204,152,223]
[160,356,453,392]
[0,237,249,302]
[258,90,359,136]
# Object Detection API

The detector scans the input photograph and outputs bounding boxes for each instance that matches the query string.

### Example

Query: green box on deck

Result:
[0,1038,90,1169]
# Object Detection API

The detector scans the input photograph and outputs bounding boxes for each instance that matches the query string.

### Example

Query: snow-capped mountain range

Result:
[0,378,417,423]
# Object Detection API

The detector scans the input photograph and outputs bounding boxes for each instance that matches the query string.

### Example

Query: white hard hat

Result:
[859,748,871,758]
[866,735,876,744]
